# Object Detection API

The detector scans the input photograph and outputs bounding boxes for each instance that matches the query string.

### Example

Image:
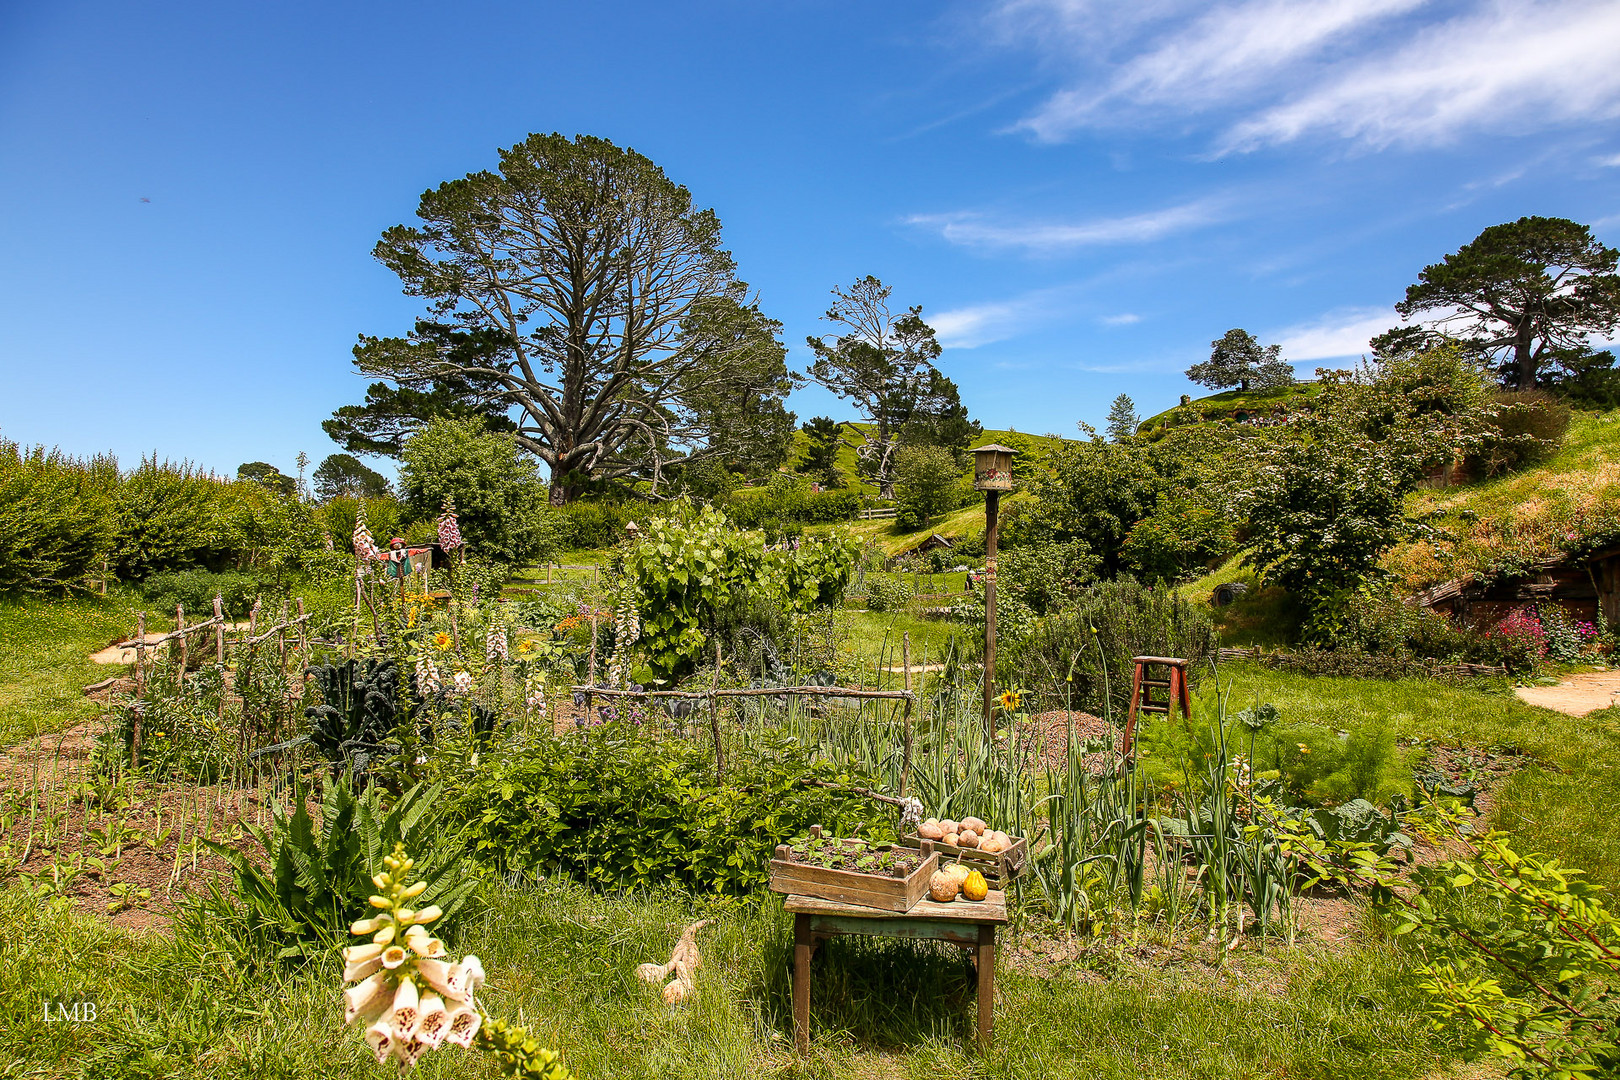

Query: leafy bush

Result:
[141,569,262,620]
[726,474,862,532]
[620,506,859,680]
[1007,577,1217,717]
[1395,833,1620,1077]
[1540,603,1597,663]
[112,457,246,580]
[447,728,889,894]
[0,439,115,595]
[554,499,638,549]
[864,574,913,612]
[998,540,1097,616]
[205,778,480,963]
[400,418,555,564]
[1310,583,1474,660]
[892,444,963,530]
[1483,606,1548,676]
[1463,390,1572,478]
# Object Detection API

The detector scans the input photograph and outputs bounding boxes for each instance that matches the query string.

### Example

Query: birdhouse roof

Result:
[970,443,1019,454]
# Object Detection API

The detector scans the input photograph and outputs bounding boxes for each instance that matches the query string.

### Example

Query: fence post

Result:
[214,595,226,730]
[586,610,597,725]
[176,604,187,683]
[901,632,913,798]
[296,597,307,655]
[710,640,725,784]
[132,611,145,771]
[134,611,146,698]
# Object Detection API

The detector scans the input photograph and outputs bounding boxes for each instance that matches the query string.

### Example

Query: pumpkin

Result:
[928,869,959,903]
[960,869,989,902]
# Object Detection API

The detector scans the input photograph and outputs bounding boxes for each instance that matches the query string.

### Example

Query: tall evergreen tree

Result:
[1105,394,1139,442]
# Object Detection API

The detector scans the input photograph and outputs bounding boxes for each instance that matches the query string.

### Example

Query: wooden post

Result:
[101,557,108,596]
[976,923,995,1048]
[586,609,598,725]
[214,595,226,730]
[710,639,724,784]
[176,604,187,682]
[296,597,307,655]
[546,563,553,586]
[901,632,913,798]
[793,913,814,1056]
[134,611,146,698]
[982,489,1001,730]
[278,600,289,670]
[132,611,145,770]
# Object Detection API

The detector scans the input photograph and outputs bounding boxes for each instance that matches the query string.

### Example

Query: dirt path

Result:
[1513,669,1620,716]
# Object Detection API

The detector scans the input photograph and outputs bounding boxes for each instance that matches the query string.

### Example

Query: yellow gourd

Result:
[960,869,989,902]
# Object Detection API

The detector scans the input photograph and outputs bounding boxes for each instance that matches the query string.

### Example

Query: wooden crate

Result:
[900,833,1028,886]
[770,839,938,912]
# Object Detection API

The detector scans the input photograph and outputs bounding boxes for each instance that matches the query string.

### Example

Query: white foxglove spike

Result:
[442,1003,481,1048]
[387,977,421,1039]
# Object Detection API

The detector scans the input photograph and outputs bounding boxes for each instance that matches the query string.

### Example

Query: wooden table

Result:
[785,890,1008,1054]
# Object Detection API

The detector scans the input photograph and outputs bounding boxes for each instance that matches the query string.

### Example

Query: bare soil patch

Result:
[1513,668,1620,716]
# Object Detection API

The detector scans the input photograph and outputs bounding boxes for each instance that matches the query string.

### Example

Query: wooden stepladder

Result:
[1121,655,1191,766]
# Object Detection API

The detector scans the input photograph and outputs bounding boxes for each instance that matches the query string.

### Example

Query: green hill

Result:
[1138,382,1321,435]
[784,423,1070,495]
[1388,407,1620,590]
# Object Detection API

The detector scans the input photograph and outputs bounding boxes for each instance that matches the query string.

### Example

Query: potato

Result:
[917,822,945,841]
[943,832,960,847]
[923,817,939,826]
[979,834,1005,854]
[958,829,980,848]
[940,820,958,834]
[962,816,988,835]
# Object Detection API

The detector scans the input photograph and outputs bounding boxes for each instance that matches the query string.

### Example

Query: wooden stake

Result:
[134,611,146,698]
[176,604,187,682]
[710,639,724,784]
[982,489,1001,731]
[901,632,913,798]
[214,596,226,731]
[296,597,307,655]
[586,609,598,725]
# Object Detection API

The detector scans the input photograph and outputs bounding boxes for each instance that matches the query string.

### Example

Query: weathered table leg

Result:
[975,923,995,1048]
[793,913,813,1055]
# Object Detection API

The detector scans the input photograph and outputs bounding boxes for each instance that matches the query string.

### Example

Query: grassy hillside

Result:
[785,423,1069,495]
[1139,381,1320,434]
[1388,407,1620,589]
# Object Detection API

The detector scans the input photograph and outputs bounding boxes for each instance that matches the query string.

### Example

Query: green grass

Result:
[787,426,1072,497]
[1138,382,1322,432]
[0,593,147,747]
[0,875,1457,1080]
[1206,663,1620,893]
[1392,406,1620,588]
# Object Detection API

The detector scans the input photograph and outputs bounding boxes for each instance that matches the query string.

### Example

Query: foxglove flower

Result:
[437,502,463,551]
[416,656,441,694]
[486,625,508,662]
[353,510,379,562]
[452,670,473,693]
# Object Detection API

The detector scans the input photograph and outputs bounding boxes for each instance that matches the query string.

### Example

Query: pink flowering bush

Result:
[1485,606,1547,676]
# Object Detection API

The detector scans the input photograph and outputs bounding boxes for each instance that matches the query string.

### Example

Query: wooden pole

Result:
[296,597,307,655]
[982,489,1001,730]
[710,639,724,784]
[176,603,187,682]
[134,611,146,698]
[901,632,913,798]
[214,595,227,734]
[133,611,145,770]
[586,609,598,725]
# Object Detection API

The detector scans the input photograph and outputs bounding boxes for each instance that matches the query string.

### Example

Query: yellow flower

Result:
[517,639,536,655]
[432,632,452,651]
[1296,743,1311,754]
[996,689,1023,712]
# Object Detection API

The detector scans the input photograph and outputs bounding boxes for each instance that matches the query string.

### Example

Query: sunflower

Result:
[517,638,537,655]
[996,688,1023,712]
[432,631,453,651]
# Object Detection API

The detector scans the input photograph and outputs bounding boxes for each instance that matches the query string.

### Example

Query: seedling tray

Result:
[770,838,938,912]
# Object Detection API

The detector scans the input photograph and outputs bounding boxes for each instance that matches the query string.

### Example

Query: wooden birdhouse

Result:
[971,444,1017,491]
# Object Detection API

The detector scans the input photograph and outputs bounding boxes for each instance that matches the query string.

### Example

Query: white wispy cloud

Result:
[1224,1,1620,151]
[1016,0,1422,141]
[1269,306,1393,361]
[1101,312,1141,326]
[1597,153,1620,168]
[991,0,1620,152]
[907,197,1226,253]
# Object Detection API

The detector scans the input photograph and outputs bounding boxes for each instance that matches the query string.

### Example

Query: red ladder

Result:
[1121,655,1191,766]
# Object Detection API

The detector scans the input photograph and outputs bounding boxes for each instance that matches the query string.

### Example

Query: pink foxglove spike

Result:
[437,501,463,551]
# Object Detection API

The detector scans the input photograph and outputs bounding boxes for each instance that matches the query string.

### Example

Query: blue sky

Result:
[3,0,1618,477]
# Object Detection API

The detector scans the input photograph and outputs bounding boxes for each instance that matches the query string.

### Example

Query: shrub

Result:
[893,444,962,530]
[1483,606,1548,676]
[555,499,638,549]
[1539,603,1597,662]
[111,457,246,580]
[864,574,913,613]
[998,540,1097,616]
[141,569,261,620]
[620,506,859,680]
[1463,390,1572,478]
[205,778,480,963]
[1312,584,1474,660]
[1007,577,1217,717]
[448,728,889,894]
[0,440,115,595]
[399,418,555,564]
